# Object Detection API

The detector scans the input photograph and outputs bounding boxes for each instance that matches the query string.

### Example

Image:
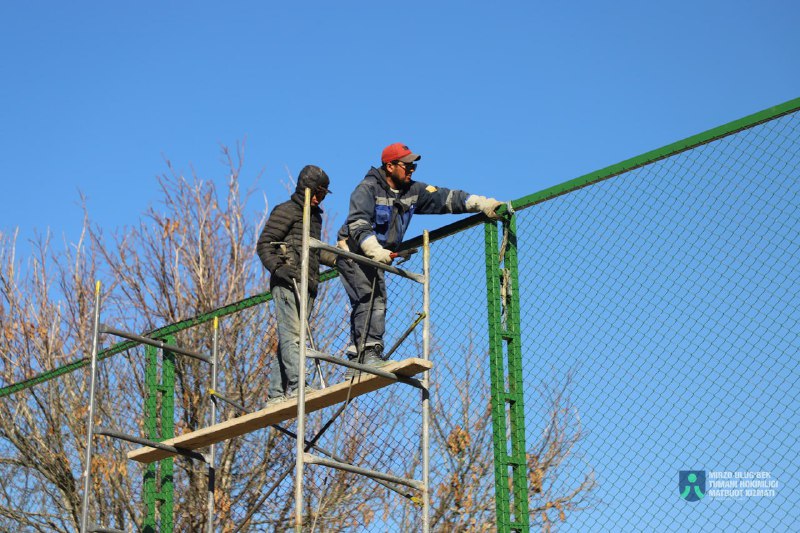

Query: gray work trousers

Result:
[268,284,313,399]
[336,256,386,354]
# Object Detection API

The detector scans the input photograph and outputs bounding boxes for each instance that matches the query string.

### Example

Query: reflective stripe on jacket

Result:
[337,167,471,252]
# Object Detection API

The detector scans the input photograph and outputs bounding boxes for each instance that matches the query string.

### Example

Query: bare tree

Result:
[423,334,596,532]
[0,144,596,532]
[0,224,136,532]
[0,144,283,531]
[528,372,597,532]
[426,334,495,532]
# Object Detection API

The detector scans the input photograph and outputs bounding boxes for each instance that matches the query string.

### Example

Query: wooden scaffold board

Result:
[128,357,432,464]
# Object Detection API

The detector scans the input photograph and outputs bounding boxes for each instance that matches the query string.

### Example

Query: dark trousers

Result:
[336,256,386,354]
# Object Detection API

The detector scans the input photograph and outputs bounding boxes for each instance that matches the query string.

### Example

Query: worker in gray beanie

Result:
[257,165,337,403]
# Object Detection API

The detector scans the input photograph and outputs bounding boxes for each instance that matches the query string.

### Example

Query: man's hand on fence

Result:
[467,195,504,221]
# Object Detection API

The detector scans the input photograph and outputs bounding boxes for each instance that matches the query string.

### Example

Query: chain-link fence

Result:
[264,100,799,531]
[1,99,797,531]
[511,106,799,531]
[286,224,498,531]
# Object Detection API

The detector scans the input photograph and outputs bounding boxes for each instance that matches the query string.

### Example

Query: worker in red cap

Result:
[336,142,504,375]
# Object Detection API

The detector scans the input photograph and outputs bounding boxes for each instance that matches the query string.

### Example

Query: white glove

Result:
[466,195,503,221]
[360,235,393,264]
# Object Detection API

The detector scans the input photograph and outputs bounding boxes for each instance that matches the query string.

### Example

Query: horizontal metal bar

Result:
[0,290,282,399]
[95,428,207,463]
[100,325,212,364]
[308,352,424,389]
[272,424,415,501]
[310,238,424,283]
[304,453,424,491]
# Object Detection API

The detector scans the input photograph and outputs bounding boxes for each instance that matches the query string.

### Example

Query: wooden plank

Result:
[128,358,432,464]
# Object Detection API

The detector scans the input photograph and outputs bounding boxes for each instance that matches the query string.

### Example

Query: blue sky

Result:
[1,1,798,247]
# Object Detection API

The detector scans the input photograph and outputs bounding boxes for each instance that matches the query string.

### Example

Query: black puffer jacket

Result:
[256,166,336,296]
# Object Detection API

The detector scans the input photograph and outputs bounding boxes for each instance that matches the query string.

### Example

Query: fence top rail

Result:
[0,272,330,399]
[402,96,800,250]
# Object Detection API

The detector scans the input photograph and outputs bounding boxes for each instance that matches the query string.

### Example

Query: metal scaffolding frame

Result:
[293,187,432,531]
[78,188,432,531]
[79,283,221,533]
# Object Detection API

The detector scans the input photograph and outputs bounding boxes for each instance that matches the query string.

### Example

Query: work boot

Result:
[363,346,389,368]
[343,346,360,380]
[344,346,388,380]
[286,384,317,399]
[266,394,286,406]
[343,359,359,380]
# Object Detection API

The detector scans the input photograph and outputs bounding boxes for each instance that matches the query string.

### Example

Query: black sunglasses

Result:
[394,161,417,172]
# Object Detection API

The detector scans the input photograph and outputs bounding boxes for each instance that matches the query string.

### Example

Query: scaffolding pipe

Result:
[304,453,424,491]
[289,191,432,530]
[100,325,213,364]
[95,429,207,462]
[210,390,247,414]
[294,187,312,531]
[207,317,219,533]
[273,424,415,500]
[79,281,102,533]
[309,237,425,283]
[384,312,426,359]
[307,352,424,388]
[422,230,431,532]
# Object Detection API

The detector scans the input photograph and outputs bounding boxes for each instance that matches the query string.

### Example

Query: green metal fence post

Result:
[143,337,176,532]
[144,345,158,533]
[159,337,176,533]
[485,215,530,532]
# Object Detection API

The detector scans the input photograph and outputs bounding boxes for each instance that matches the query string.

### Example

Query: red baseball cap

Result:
[381,142,422,164]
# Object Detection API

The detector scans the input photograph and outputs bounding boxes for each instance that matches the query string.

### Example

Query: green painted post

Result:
[159,337,176,533]
[485,219,511,529]
[144,345,158,533]
[484,215,530,532]
[142,337,176,532]
[503,215,530,527]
